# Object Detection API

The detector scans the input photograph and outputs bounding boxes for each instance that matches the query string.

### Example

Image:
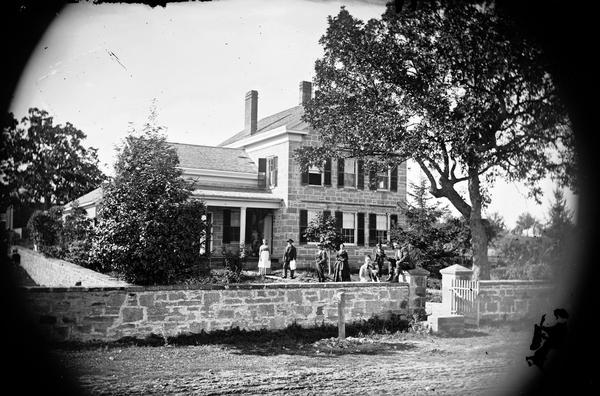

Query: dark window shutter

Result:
[390,165,398,192]
[324,158,332,186]
[337,159,344,188]
[323,210,331,220]
[301,168,309,185]
[258,158,267,189]
[357,160,364,190]
[223,209,231,243]
[368,213,377,246]
[335,211,343,233]
[299,209,308,243]
[273,156,278,187]
[390,214,398,228]
[369,168,377,191]
[357,212,365,245]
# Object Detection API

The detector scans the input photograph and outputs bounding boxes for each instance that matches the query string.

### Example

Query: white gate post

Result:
[440,264,473,315]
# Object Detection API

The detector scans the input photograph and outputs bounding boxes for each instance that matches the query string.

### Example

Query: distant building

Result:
[65,81,407,269]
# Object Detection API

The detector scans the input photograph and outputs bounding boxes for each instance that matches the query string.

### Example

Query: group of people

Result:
[358,241,416,282]
[256,238,417,282]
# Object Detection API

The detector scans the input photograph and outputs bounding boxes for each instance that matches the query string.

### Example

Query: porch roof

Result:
[191,188,283,209]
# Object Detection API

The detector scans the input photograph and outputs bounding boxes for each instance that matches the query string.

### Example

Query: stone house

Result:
[65,81,407,270]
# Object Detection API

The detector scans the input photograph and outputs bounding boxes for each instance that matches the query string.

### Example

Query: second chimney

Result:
[299,81,312,105]
[245,90,258,134]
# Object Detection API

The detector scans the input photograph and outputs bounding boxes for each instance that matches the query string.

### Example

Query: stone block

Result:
[217,310,235,319]
[168,291,187,301]
[427,315,465,335]
[122,307,144,323]
[258,304,275,316]
[138,294,155,307]
[204,292,221,306]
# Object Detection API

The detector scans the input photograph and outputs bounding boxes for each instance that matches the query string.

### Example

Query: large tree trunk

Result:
[467,168,490,280]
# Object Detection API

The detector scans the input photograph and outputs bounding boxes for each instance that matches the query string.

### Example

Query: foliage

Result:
[542,189,575,268]
[1,108,105,211]
[294,3,574,279]
[389,179,471,277]
[303,212,344,252]
[26,206,63,257]
[514,212,542,236]
[221,245,247,283]
[61,201,95,268]
[91,109,208,285]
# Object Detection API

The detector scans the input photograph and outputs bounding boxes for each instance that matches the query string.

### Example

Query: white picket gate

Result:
[450,278,480,325]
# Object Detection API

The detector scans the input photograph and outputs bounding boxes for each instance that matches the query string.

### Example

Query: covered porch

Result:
[193,189,283,268]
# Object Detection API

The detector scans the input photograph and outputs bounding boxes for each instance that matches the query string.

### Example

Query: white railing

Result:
[450,278,480,325]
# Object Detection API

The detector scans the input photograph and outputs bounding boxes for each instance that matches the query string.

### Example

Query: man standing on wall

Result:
[282,238,297,279]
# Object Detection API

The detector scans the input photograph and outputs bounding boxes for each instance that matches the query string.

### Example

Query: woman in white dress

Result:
[258,239,271,278]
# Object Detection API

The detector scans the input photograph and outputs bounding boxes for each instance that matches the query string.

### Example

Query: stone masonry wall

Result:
[18,248,129,288]
[275,132,407,269]
[471,280,554,324]
[23,282,410,343]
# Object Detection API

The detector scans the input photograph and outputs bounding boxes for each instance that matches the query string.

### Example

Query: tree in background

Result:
[542,189,575,269]
[294,3,575,279]
[27,206,63,257]
[91,108,208,285]
[514,212,542,237]
[1,109,105,212]
[303,212,344,275]
[389,179,471,277]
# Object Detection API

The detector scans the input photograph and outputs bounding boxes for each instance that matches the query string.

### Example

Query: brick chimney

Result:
[299,81,312,105]
[245,90,258,134]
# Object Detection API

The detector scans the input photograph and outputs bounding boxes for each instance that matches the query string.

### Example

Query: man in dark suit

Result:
[282,238,297,279]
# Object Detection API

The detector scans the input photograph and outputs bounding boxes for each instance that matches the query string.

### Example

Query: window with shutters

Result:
[375,214,388,243]
[344,158,356,188]
[267,156,278,188]
[308,165,322,186]
[300,210,320,243]
[342,212,355,244]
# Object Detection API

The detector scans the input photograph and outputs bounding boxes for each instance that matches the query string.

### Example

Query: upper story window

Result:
[377,169,389,190]
[338,158,357,188]
[308,165,322,186]
[302,159,332,187]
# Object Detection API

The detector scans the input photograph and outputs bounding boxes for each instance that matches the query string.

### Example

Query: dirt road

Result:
[53,326,543,395]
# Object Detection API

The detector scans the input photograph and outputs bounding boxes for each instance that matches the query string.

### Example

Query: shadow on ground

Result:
[52,314,425,357]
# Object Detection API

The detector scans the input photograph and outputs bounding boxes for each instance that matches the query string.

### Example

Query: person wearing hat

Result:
[314,242,328,282]
[282,238,297,279]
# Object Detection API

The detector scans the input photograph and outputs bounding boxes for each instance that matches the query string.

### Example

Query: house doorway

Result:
[245,208,273,258]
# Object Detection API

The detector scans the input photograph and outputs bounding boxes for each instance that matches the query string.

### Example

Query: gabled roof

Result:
[63,187,103,210]
[218,105,309,147]
[169,142,258,173]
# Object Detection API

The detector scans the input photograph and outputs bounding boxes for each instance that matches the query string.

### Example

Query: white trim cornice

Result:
[224,126,308,149]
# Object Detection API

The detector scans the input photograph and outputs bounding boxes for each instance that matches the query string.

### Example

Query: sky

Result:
[9,0,577,229]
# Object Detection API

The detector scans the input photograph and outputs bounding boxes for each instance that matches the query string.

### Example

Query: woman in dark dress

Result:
[334,243,351,282]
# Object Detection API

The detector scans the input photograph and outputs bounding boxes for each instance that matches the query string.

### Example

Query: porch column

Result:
[239,206,247,249]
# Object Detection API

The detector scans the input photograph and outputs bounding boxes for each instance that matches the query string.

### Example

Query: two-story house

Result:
[64,81,407,270]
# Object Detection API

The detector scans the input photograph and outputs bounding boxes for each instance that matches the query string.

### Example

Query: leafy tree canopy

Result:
[294,2,575,279]
[91,109,208,285]
[1,108,105,211]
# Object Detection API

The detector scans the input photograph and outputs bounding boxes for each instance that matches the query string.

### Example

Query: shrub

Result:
[27,206,63,257]
[90,119,208,285]
[221,245,246,283]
